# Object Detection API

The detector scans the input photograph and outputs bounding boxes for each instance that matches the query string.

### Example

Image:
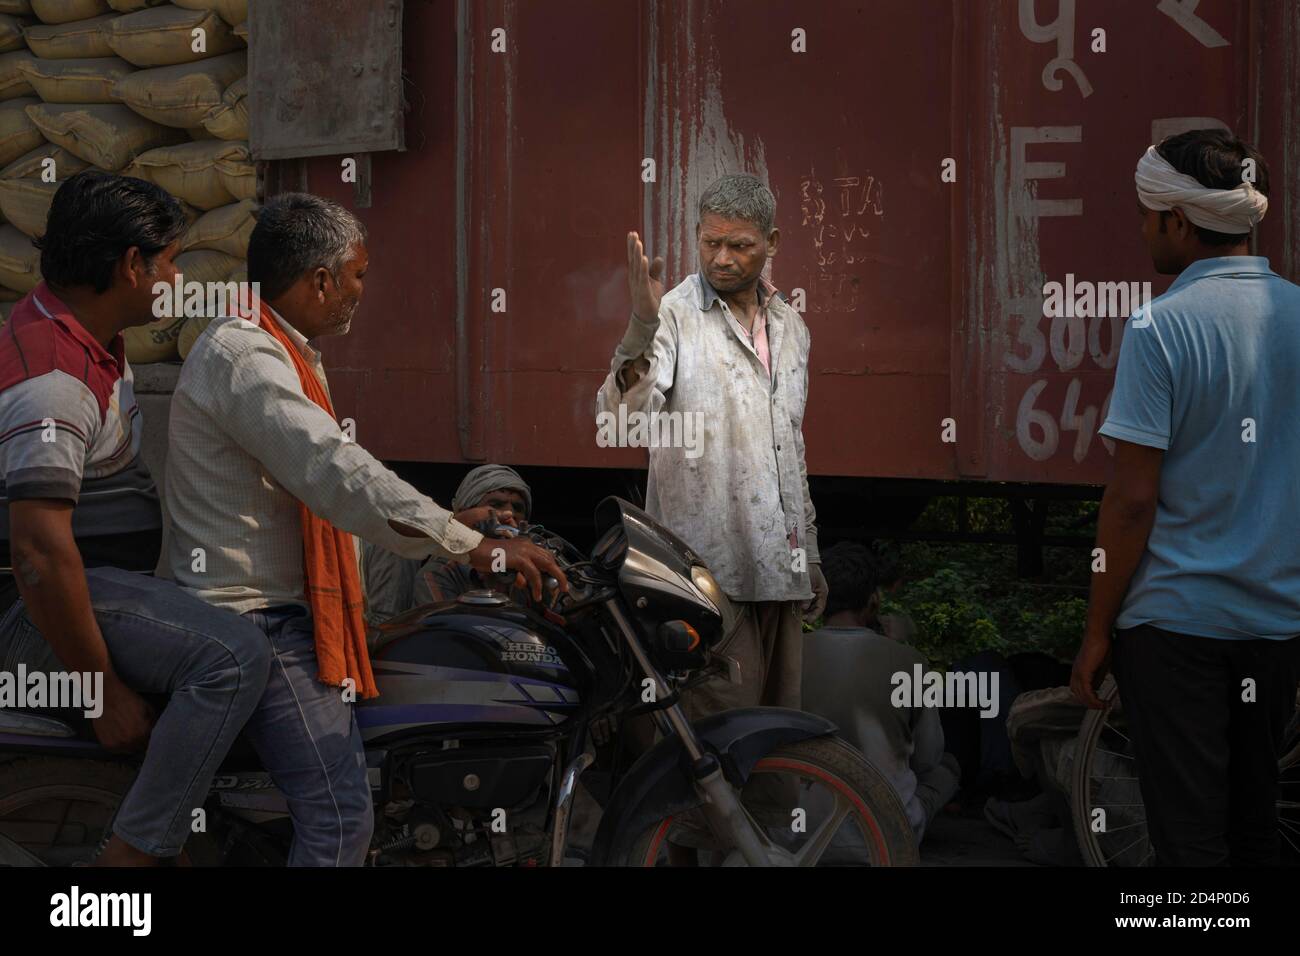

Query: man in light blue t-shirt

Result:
[1071,129,1300,866]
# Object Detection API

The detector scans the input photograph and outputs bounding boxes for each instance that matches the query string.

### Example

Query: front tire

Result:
[619,735,919,866]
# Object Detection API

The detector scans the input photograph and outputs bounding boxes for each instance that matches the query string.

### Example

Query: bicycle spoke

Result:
[1094,747,1137,762]
[1102,724,1131,745]
[1102,831,1148,865]
[1278,821,1300,855]
[1093,820,1146,834]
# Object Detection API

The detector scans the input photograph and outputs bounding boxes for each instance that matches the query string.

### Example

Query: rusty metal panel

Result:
[283,0,1299,488]
[249,0,404,160]
[640,0,956,482]
[966,0,1261,485]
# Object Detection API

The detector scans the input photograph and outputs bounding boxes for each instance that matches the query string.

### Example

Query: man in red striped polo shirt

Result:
[0,171,270,866]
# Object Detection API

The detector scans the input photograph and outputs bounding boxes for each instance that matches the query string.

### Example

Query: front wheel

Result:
[620,735,919,866]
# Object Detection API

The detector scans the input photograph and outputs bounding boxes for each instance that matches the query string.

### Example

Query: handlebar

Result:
[470,517,606,612]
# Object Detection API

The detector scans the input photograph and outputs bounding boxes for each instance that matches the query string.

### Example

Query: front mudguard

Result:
[588,706,836,866]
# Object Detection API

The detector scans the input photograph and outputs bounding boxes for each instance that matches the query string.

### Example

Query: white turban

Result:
[1135,145,1267,234]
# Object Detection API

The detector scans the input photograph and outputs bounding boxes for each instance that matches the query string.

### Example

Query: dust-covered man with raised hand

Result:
[596,173,826,719]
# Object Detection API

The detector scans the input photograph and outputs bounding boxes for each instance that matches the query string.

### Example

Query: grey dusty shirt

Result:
[596,272,818,603]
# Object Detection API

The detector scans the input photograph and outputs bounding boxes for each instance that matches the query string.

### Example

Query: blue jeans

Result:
[0,567,272,856]
[240,605,374,866]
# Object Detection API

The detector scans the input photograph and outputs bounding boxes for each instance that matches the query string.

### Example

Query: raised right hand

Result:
[627,231,664,323]
[93,674,156,753]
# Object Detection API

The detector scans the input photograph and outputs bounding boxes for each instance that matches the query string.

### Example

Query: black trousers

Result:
[1112,624,1300,866]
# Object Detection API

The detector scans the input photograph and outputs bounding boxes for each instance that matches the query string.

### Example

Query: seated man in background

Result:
[802,541,960,844]
[362,463,533,626]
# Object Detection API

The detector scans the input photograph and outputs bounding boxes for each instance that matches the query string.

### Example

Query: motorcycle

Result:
[0,497,917,867]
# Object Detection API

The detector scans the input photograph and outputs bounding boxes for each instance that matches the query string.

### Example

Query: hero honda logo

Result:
[501,641,563,666]
[474,623,565,667]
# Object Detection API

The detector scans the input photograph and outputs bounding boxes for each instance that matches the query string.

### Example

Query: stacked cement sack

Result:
[0,0,252,358]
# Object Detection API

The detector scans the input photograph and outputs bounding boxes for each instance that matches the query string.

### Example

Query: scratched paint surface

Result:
[291,0,1295,486]
[972,0,1255,483]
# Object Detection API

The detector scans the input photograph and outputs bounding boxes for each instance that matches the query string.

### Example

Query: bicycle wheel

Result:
[1073,678,1300,866]
[1071,676,1154,866]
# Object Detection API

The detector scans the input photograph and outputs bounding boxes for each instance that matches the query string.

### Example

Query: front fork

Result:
[603,600,786,866]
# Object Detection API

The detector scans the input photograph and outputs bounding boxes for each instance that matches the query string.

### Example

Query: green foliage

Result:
[878,496,1092,670]
[882,567,1008,669]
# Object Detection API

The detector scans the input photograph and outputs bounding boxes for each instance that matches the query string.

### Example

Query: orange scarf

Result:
[256,303,378,699]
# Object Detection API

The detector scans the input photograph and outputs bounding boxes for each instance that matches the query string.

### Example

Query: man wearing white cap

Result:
[1071,129,1300,865]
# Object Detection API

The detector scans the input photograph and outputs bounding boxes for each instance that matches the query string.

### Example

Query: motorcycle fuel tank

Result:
[357,601,582,743]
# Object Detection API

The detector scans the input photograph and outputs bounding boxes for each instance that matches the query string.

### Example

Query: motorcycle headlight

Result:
[690,564,739,647]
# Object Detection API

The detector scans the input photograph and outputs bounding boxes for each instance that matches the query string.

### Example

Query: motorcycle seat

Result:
[0,693,265,770]
[0,707,78,740]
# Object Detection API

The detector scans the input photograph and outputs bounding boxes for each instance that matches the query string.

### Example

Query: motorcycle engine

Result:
[372,741,556,866]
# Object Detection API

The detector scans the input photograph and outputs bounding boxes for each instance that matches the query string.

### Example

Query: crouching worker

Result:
[802,542,960,844]
[164,193,566,866]
[0,171,272,866]
[361,463,534,626]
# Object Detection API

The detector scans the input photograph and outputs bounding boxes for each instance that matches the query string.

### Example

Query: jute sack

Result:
[24,12,119,58]
[173,247,237,284]
[0,13,31,53]
[181,197,252,255]
[31,0,110,24]
[0,176,55,236]
[173,0,244,28]
[105,4,243,67]
[231,18,243,41]
[123,138,241,208]
[177,255,245,358]
[112,50,244,128]
[200,73,243,139]
[109,0,167,11]
[214,139,250,199]
[17,56,135,103]
[0,222,39,291]
[0,97,44,167]
[0,50,35,100]
[123,310,184,362]
[26,102,186,170]
[0,2,31,16]
[0,141,89,179]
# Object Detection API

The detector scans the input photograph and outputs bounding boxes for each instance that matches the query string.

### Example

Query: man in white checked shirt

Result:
[165,193,565,866]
